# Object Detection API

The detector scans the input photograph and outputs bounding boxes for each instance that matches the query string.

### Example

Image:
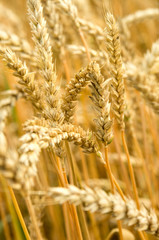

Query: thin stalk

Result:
[60,162,83,240]
[40,151,65,240]
[144,111,159,206]
[51,150,83,240]
[8,187,31,240]
[121,131,147,240]
[50,151,66,187]
[113,133,132,196]
[0,191,11,240]
[25,195,43,240]
[88,154,99,178]
[104,146,123,240]
[137,102,156,208]
[62,203,74,240]
[145,109,159,158]
[132,133,155,209]
[78,29,91,62]
[50,151,76,240]
[121,130,140,209]
[105,146,146,240]
[112,175,125,201]
[65,141,77,185]
[104,147,115,192]
[105,146,145,240]
[71,206,83,240]
[139,103,149,163]
[135,94,156,209]
[117,221,123,240]
[138,232,148,240]
[65,142,91,240]
[80,148,89,182]
[58,160,74,240]
[79,148,101,240]
[61,48,70,83]
[0,176,22,240]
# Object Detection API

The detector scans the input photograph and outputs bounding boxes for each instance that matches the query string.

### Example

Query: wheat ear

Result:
[127,64,159,114]
[31,185,159,238]
[105,13,125,130]
[24,122,100,155]
[61,64,91,123]
[88,61,113,146]
[27,0,55,84]
[122,8,159,26]
[53,0,91,61]
[27,0,63,123]
[1,48,43,111]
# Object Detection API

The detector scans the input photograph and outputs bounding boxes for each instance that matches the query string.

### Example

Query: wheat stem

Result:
[62,50,71,83]
[132,130,155,209]
[104,147,115,192]
[78,29,91,62]
[0,191,12,240]
[104,146,124,240]
[79,147,101,240]
[50,151,76,240]
[113,133,132,196]
[8,187,31,240]
[53,145,84,240]
[25,195,43,240]
[56,156,75,240]
[121,130,140,209]
[65,141,91,240]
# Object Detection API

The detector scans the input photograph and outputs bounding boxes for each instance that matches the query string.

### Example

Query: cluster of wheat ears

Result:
[0,0,159,239]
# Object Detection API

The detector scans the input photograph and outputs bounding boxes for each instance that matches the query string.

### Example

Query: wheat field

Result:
[0,0,159,239]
